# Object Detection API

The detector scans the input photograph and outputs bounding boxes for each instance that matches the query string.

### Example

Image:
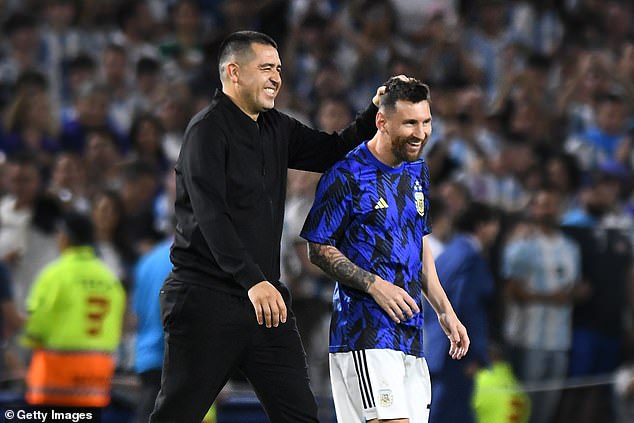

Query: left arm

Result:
[423,236,470,360]
[21,268,59,349]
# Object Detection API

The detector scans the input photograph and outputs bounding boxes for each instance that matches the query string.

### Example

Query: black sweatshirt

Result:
[170,89,378,297]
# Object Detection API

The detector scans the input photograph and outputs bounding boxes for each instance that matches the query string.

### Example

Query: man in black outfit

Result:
[150,31,392,423]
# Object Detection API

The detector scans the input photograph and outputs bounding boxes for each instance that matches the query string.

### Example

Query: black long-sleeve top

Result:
[170,89,378,296]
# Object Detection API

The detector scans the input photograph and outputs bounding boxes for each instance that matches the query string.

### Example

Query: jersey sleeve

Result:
[300,166,353,246]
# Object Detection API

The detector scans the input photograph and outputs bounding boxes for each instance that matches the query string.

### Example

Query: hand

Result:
[438,312,469,360]
[247,281,287,328]
[367,277,420,323]
[372,74,411,107]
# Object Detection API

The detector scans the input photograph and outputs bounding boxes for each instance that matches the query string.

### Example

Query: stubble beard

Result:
[392,135,424,163]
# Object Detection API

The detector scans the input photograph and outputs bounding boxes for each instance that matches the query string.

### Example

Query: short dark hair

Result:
[3,12,37,37]
[596,92,625,107]
[7,151,40,169]
[15,71,49,94]
[121,158,159,184]
[104,42,127,57]
[218,31,277,77]
[116,0,143,30]
[380,77,430,112]
[68,53,97,73]
[58,211,95,246]
[526,53,550,71]
[129,113,164,143]
[546,152,582,192]
[453,201,499,234]
[136,56,161,76]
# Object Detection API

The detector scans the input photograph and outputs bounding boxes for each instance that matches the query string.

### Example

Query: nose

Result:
[414,123,428,140]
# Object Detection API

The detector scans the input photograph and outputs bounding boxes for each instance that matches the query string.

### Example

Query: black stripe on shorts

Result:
[352,350,375,409]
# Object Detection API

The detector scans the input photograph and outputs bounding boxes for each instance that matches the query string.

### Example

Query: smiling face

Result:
[378,100,432,165]
[92,193,120,234]
[230,42,282,119]
[531,190,561,228]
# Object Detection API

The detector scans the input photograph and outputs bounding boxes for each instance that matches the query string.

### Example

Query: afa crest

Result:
[378,389,394,407]
[413,180,425,216]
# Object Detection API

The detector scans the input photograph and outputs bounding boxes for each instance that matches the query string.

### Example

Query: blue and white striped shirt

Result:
[502,233,580,351]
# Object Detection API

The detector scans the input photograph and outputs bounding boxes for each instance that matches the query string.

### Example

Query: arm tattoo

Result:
[308,242,376,292]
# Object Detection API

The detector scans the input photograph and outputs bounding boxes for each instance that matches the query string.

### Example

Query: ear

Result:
[226,63,240,83]
[376,110,388,133]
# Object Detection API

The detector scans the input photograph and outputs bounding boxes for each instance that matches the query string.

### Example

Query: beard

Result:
[391,135,424,163]
[535,215,560,229]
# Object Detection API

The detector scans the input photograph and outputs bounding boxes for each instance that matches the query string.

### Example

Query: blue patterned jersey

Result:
[300,141,431,357]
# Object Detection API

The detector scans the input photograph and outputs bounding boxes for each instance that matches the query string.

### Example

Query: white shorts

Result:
[329,349,431,422]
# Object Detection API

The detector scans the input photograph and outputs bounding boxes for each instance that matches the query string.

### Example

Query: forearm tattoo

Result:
[308,242,376,292]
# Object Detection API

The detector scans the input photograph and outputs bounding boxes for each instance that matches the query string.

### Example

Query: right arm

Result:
[504,240,588,305]
[307,242,419,323]
[506,277,590,305]
[286,102,378,173]
[288,78,409,172]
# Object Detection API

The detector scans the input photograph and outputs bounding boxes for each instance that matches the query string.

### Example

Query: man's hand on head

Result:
[372,74,413,107]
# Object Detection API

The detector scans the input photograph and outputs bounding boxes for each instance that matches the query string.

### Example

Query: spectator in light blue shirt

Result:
[133,238,172,423]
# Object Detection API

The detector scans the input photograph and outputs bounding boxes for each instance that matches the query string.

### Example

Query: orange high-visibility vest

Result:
[22,247,125,407]
[26,350,115,407]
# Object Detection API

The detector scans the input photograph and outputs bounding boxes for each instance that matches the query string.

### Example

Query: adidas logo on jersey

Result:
[374,197,389,209]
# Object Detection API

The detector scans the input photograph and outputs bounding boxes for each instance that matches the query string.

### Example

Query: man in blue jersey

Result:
[301,77,469,423]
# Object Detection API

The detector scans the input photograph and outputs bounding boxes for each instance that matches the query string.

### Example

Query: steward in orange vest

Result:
[22,212,125,407]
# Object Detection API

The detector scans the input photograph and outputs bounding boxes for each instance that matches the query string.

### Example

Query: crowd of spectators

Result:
[0,0,632,422]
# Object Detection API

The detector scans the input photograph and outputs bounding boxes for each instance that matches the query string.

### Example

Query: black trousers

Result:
[149,279,319,423]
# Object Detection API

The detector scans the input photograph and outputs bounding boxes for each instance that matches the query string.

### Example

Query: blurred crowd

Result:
[0,0,632,422]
